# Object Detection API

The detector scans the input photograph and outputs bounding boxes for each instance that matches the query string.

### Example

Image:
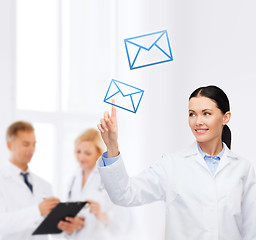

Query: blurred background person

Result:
[58,128,132,240]
[0,121,60,240]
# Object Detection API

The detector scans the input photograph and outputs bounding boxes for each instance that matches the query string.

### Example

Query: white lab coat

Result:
[0,161,52,240]
[65,166,131,240]
[97,142,256,240]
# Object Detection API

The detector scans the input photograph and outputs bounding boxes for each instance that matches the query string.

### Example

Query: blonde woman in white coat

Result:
[58,129,130,240]
[97,85,256,240]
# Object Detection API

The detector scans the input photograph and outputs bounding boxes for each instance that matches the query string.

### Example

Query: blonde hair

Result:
[6,121,34,141]
[74,128,105,156]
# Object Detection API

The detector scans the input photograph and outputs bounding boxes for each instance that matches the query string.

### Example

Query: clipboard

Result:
[32,201,87,235]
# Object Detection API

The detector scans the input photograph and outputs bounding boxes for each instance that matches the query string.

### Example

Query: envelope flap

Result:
[154,31,172,58]
[126,31,165,51]
[105,80,120,99]
[114,80,143,96]
[131,91,144,112]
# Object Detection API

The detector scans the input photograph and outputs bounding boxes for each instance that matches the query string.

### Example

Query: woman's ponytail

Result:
[222,125,231,149]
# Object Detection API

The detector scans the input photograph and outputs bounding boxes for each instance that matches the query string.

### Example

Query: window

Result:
[16,0,116,198]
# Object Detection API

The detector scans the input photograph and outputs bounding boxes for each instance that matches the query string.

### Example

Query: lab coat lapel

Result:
[183,142,211,174]
[81,167,97,194]
[214,144,238,177]
[30,172,41,197]
[213,154,230,177]
[3,162,28,190]
[84,167,97,189]
[184,142,238,178]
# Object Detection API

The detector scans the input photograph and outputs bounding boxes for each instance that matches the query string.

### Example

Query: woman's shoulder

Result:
[225,147,254,170]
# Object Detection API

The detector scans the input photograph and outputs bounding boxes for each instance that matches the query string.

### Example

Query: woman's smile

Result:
[195,128,209,134]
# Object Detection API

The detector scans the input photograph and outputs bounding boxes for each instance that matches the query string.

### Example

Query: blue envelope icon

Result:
[124,30,173,70]
[104,79,144,113]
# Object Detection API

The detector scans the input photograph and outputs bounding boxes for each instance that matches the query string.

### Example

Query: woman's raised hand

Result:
[97,100,119,158]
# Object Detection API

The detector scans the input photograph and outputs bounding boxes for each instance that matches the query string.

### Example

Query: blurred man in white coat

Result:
[0,121,60,240]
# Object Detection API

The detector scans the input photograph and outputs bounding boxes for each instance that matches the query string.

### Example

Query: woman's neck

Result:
[198,138,223,156]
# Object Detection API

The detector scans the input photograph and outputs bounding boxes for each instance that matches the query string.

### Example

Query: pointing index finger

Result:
[111,99,116,118]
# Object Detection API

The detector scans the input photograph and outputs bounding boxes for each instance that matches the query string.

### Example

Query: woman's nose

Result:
[195,115,203,125]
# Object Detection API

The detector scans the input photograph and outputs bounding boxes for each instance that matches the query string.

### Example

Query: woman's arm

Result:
[241,165,256,239]
[97,155,167,207]
[97,100,167,206]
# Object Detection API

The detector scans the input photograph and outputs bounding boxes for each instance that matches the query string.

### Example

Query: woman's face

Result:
[188,96,230,145]
[75,141,100,171]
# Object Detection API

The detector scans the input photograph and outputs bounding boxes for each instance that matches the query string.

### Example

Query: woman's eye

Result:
[204,112,211,116]
[189,113,195,117]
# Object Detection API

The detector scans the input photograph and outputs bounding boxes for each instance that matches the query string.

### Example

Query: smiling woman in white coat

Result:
[57,128,131,240]
[97,85,256,240]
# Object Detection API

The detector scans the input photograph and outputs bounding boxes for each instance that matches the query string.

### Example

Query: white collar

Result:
[183,141,238,160]
[2,161,31,178]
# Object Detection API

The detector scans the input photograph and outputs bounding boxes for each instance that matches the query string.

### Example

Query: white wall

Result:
[0,0,16,162]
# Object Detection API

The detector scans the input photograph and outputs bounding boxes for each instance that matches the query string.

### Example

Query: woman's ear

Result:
[223,111,231,125]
